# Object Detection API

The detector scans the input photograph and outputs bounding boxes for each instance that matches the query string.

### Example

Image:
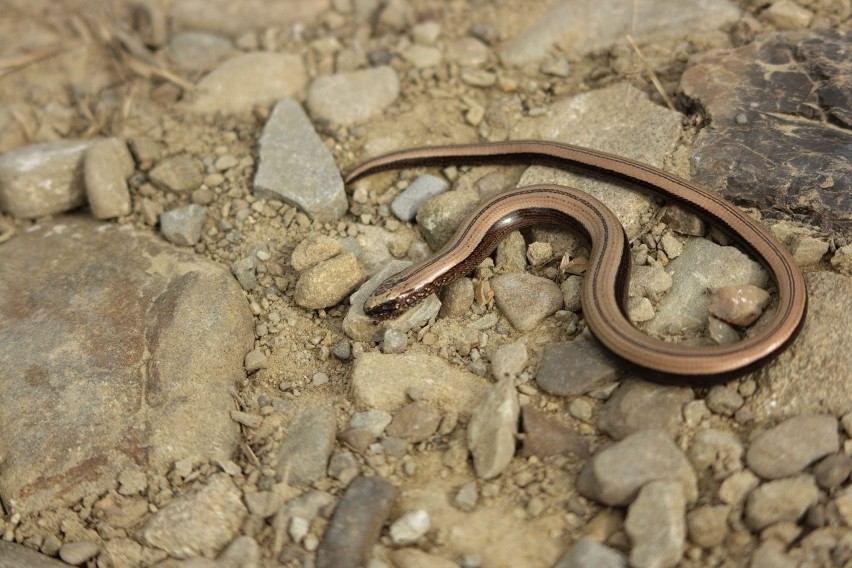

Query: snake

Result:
[344,140,807,377]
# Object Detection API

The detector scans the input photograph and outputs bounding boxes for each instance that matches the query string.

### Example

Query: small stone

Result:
[312,372,330,386]
[294,253,364,309]
[744,475,820,530]
[813,454,852,491]
[688,429,744,481]
[467,378,519,479]
[705,384,745,416]
[381,436,408,458]
[561,275,583,312]
[491,341,528,380]
[830,244,852,275]
[440,277,474,318]
[568,398,593,422]
[338,427,375,454]
[553,537,627,568]
[540,56,571,77]
[289,516,309,543]
[577,429,698,506]
[446,37,489,66]
[386,401,441,442]
[761,0,814,29]
[307,66,400,126]
[244,348,267,372]
[291,234,344,272]
[328,451,359,484]
[787,233,829,266]
[707,316,740,345]
[662,206,705,236]
[526,241,553,267]
[149,153,203,193]
[350,409,393,437]
[276,406,337,485]
[117,469,148,496]
[389,509,430,545]
[243,491,282,518]
[596,378,694,440]
[380,328,408,354]
[718,470,760,505]
[627,297,655,323]
[84,138,134,219]
[416,189,481,249]
[520,406,588,459]
[708,285,770,326]
[230,410,263,428]
[536,337,620,397]
[332,339,352,361]
[191,187,215,205]
[494,231,527,274]
[686,505,730,548]
[230,256,257,291]
[454,482,478,512]
[629,264,673,302]
[220,536,258,566]
[400,44,442,68]
[391,174,448,222]
[745,414,840,479]
[659,233,683,259]
[159,204,205,247]
[412,21,441,45]
[168,31,233,71]
[491,273,563,331]
[750,545,797,568]
[59,542,100,565]
[624,480,686,568]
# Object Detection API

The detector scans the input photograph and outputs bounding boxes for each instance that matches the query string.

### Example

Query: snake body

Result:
[345,141,807,377]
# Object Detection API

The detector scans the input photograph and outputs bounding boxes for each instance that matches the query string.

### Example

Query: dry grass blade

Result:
[625,33,676,111]
[0,43,63,78]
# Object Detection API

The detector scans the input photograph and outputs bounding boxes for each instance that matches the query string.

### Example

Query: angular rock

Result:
[276,405,337,485]
[386,401,441,443]
[0,218,253,514]
[745,414,839,479]
[491,340,529,380]
[293,253,363,309]
[0,140,94,218]
[467,378,520,479]
[190,53,307,114]
[491,273,563,331]
[624,480,686,568]
[148,153,203,193]
[391,174,449,222]
[160,203,206,247]
[577,429,698,506]
[536,337,621,397]
[596,378,693,440]
[307,66,400,126]
[253,98,348,222]
[290,233,343,272]
[84,138,134,219]
[520,406,588,459]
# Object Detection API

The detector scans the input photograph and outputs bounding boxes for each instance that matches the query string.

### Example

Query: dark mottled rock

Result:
[536,337,622,396]
[520,406,589,459]
[276,405,337,485]
[597,378,693,440]
[680,30,851,235]
[316,476,396,568]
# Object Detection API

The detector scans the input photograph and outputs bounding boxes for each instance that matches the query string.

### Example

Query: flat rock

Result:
[680,30,851,235]
[749,272,852,420]
[577,429,698,507]
[253,98,347,222]
[745,414,839,479]
[467,378,520,479]
[190,53,307,115]
[172,0,328,36]
[0,542,68,567]
[148,153,203,193]
[491,272,563,331]
[648,238,768,337]
[625,480,686,568]
[143,474,247,558]
[386,401,442,442]
[350,352,489,415]
[316,476,395,568]
[518,84,682,239]
[744,475,820,530]
[307,66,400,126]
[502,0,740,65]
[535,336,622,397]
[597,378,694,440]
[553,537,627,568]
[0,217,253,513]
[520,406,589,459]
[0,139,95,218]
[276,405,337,485]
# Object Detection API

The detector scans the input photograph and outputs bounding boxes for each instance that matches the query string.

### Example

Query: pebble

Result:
[744,475,820,530]
[490,340,528,380]
[253,98,348,223]
[143,474,246,557]
[59,541,100,565]
[520,406,589,459]
[750,544,797,568]
[0,139,94,218]
[596,378,694,440]
[149,153,203,193]
[553,537,627,568]
[307,66,400,126]
[380,328,408,354]
[454,482,478,512]
[745,414,839,479]
[220,536,259,567]
[190,52,306,114]
[439,277,474,318]
[117,469,148,496]
[688,429,744,481]
[447,37,490,67]
[412,21,441,45]
[415,189,481,249]
[230,410,262,428]
[168,31,233,71]
[490,273,563,331]
[526,241,552,267]
[315,476,395,568]
[291,234,344,272]
[541,56,572,77]
[535,337,620,397]
[813,454,852,491]
[629,264,673,302]
[830,243,852,275]
[391,174,449,222]
[577,429,698,506]
[624,480,686,568]
[686,504,730,548]
[786,233,829,266]
[718,470,760,505]
[191,187,215,205]
[560,275,582,312]
[84,138,134,219]
[230,256,257,291]
[159,204,206,247]
[332,339,352,361]
[389,509,430,545]
[761,0,814,29]
[400,44,442,68]
[275,405,337,485]
[386,401,441,442]
[707,316,740,345]
[243,491,282,518]
[628,297,655,323]
[294,253,364,309]
[662,207,705,236]
[244,348,267,372]
[350,409,393,437]
[494,231,527,273]
[328,451,359,484]
[708,284,770,326]
[705,384,745,416]
[467,378,519,479]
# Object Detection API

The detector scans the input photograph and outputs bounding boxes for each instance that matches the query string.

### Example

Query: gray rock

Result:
[351,223,414,277]
[0,140,94,218]
[190,53,307,114]
[467,378,519,479]
[171,0,328,36]
[168,31,233,71]
[688,429,744,481]
[744,475,820,530]
[553,537,627,568]
[149,153,203,193]
[629,264,673,302]
[244,348,267,373]
[535,337,621,397]
[520,406,589,459]
[293,253,364,309]
[648,238,768,337]
[0,542,69,567]
[144,474,247,558]
[230,256,257,291]
[400,44,442,68]
[160,204,206,247]
[745,414,839,479]
[596,378,694,440]
[84,138,134,219]
[380,327,408,354]
[494,230,527,273]
[686,505,730,548]
[501,0,739,65]
[253,98,348,223]
[276,405,337,485]
[386,401,441,442]
[291,234,343,272]
[219,536,260,567]
[316,476,395,568]
[454,482,478,512]
[0,218,252,514]
[624,480,686,568]
[243,491,282,518]
[415,189,481,250]
[577,429,698,506]
[561,275,583,312]
[490,340,528,380]
[58,542,100,565]
[813,454,852,491]
[750,273,852,420]
[491,273,563,331]
[328,451,359,484]
[391,174,449,221]
[350,409,393,437]
[307,66,400,126]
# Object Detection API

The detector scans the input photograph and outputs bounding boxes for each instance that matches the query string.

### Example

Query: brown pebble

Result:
[709,284,770,326]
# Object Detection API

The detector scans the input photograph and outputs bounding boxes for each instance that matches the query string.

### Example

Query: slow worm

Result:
[344,140,807,377]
